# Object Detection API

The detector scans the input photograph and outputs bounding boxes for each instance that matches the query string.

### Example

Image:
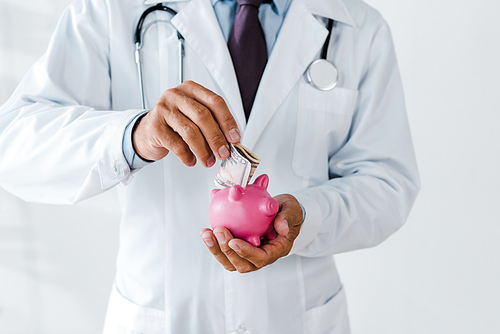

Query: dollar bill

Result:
[233,143,260,183]
[214,143,261,189]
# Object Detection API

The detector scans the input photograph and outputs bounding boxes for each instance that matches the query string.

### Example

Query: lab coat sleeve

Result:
[289,21,420,257]
[0,0,144,204]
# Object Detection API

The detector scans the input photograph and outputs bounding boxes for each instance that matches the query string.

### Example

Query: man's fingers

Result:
[213,227,257,274]
[228,239,270,269]
[199,228,212,237]
[201,230,236,272]
[160,103,216,167]
[152,120,197,167]
[202,195,304,273]
[274,217,289,236]
[180,81,241,145]
[229,236,289,268]
[273,195,303,239]
[134,81,240,165]
[171,92,230,162]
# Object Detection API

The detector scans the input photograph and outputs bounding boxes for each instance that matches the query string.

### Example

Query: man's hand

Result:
[133,81,241,167]
[200,194,303,273]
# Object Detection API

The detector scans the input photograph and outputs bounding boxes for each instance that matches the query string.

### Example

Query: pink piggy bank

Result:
[209,174,279,247]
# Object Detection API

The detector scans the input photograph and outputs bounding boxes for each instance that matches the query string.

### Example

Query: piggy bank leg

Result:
[263,224,277,240]
[246,236,261,247]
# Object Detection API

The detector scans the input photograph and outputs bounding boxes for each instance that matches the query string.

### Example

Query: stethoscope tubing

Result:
[135,4,178,45]
[135,6,336,108]
[305,18,338,91]
[321,19,334,60]
[135,4,184,109]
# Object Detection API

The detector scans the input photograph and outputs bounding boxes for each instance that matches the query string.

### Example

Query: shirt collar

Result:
[144,0,355,26]
[143,0,288,16]
[144,0,189,4]
[209,0,288,16]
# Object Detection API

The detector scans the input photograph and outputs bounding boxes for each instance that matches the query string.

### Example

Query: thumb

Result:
[273,194,303,238]
[274,216,289,236]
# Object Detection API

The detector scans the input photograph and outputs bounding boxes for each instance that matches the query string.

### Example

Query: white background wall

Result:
[0,0,499,333]
[0,2,120,332]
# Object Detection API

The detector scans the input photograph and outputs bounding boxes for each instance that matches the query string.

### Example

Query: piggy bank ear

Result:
[253,174,269,189]
[260,198,279,217]
[211,189,220,199]
[229,185,244,202]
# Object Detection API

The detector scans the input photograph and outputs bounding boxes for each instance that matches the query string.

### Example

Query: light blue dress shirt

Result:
[123,0,292,169]
[212,0,292,58]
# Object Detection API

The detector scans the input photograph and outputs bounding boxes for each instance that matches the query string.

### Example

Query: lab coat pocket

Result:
[292,83,358,179]
[305,287,350,334]
[102,284,165,334]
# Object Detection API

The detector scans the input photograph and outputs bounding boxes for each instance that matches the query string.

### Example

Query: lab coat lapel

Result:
[242,0,328,150]
[170,0,247,132]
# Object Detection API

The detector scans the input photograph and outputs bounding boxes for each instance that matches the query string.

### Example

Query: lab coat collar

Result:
[145,0,356,26]
[168,0,248,131]
[303,0,355,26]
[142,0,354,146]
[242,0,329,149]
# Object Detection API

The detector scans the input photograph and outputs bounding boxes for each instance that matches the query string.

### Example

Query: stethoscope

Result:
[305,19,339,91]
[134,4,184,109]
[134,4,338,109]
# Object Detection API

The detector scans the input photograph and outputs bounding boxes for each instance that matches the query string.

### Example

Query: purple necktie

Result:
[228,0,267,121]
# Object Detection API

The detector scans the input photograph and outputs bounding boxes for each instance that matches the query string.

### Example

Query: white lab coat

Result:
[0,0,419,332]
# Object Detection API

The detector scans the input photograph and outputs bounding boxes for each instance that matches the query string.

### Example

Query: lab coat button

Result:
[111,164,124,179]
[236,325,246,333]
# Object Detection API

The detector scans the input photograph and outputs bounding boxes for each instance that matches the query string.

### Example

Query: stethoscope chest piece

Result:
[306,59,338,91]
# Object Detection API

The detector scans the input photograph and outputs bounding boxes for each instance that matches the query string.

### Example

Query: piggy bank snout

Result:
[260,198,279,217]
